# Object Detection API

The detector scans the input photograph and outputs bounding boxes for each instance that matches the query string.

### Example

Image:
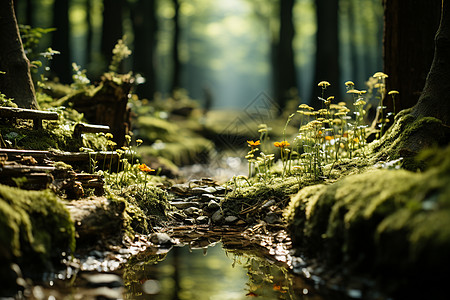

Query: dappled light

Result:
[1,1,449,300]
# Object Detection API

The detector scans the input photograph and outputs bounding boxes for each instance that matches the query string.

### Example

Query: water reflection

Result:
[123,242,322,300]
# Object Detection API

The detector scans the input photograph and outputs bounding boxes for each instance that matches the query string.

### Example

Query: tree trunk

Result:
[374,0,450,162]
[0,0,38,109]
[85,0,93,66]
[170,0,181,93]
[412,0,450,125]
[311,0,340,108]
[51,0,72,83]
[274,0,297,112]
[131,0,157,99]
[383,0,441,112]
[100,0,124,71]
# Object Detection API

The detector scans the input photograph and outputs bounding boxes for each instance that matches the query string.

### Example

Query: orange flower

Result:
[325,135,334,141]
[247,140,261,148]
[138,163,154,173]
[274,141,290,148]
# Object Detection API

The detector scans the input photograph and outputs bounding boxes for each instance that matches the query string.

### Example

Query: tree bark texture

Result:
[0,0,38,109]
[412,0,450,125]
[383,0,441,112]
[311,0,340,108]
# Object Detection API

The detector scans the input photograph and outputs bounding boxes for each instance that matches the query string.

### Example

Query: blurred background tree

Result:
[11,0,388,110]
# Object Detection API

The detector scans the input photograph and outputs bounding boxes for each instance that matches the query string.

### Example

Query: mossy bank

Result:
[0,185,75,292]
[285,145,450,298]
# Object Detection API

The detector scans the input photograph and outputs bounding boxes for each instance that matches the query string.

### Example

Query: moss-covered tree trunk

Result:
[383,0,441,112]
[412,0,450,125]
[374,0,450,162]
[0,0,38,109]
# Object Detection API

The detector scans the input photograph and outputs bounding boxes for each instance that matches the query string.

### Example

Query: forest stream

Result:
[14,161,385,300]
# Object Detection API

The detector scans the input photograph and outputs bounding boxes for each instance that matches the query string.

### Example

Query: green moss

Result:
[370,111,450,171]
[106,184,170,235]
[0,185,75,273]
[285,144,450,293]
[136,115,213,165]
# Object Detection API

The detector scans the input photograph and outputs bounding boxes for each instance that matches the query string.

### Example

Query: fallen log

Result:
[0,106,59,129]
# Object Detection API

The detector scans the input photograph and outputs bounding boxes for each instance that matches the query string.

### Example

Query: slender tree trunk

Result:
[170,0,181,93]
[0,0,38,109]
[274,0,297,112]
[311,0,340,108]
[51,0,72,83]
[85,0,93,65]
[383,0,441,112]
[101,0,124,70]
[131,0,157,99]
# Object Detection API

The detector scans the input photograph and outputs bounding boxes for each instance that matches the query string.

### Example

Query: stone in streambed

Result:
[196,216,209,224]
[224,216,239,224]
[184,207,202,217]
[149,233,174,247]
[170,201,199,209]
[207,200,220,211]
[211,210,224,224]
[191,186,217,195]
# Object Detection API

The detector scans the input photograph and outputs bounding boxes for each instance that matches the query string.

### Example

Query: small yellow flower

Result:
[346,89,360,94]
[388,90,399,95]
[136,139,143,145]
[373,72,388,79]
[138,163,154,173]
[247,140,261,148]
[355,99,366,106]
[318,81,331,88]
[274,141,290,148]
[105,133,114,139]
[345,81,354,87]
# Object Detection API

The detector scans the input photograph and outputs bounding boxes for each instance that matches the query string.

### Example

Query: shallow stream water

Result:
[122,242,322,300]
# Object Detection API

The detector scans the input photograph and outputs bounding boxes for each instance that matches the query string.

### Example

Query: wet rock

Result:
[191,186,217,195]
[170,201,199,209]
[184,207,201,217]
[169,211,186,221]
[149,233,174,247]
[207,200,220,211]
[264,212,280,224]
[185,218,196,225]
[196,216,209,224]
[214,186,226,194]
[224,216,239,224]
[211,210,224,224]
[82,273,124,288]
[200,193,217,202]
[169,184,189,195]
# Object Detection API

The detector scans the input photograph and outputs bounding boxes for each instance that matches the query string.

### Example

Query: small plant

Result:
[373,72,389,137]
[109,38,132,73]
[246,140,261,177]
[138,163,155,195]
[71,63,91,90]
[274,140,291,178]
